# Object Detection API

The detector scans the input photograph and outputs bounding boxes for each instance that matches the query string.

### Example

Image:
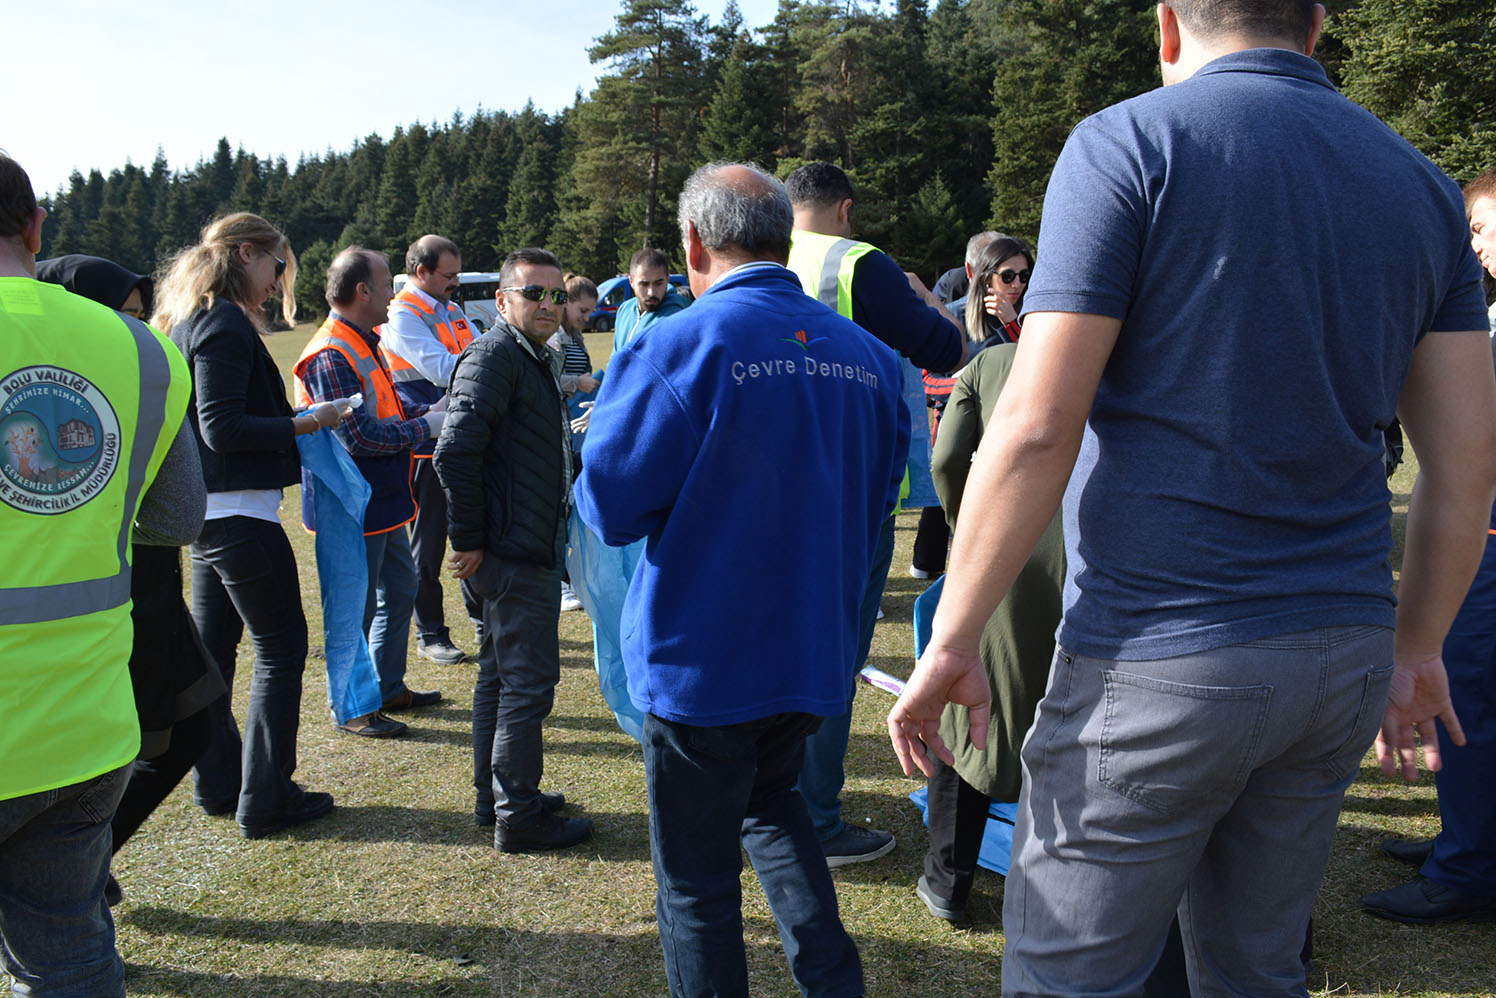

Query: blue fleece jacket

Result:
[575,263,909,726]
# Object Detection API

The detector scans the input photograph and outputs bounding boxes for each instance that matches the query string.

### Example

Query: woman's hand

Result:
[984,290,1017,326]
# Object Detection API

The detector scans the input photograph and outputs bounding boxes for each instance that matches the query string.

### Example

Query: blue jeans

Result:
[798,512,896,840]
[469,556,562,827]
[0,764,130,997]
[362,527,419,702]
[1002,626,1393,998]
[189,516,309,823]
[644,712,863,998]
[1425,534,1496,893]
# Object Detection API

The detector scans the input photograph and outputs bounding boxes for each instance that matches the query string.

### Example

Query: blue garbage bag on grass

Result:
[902,359,938,509]
[908,786,1019,876]
[564,506,645,741]
[909,571,1018,875]
[296,429,383,725]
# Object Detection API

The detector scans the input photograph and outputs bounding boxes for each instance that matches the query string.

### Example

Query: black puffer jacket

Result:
[434,320,567,567]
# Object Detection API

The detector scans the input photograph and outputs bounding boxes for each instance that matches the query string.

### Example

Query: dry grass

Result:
[99,327,1496,997]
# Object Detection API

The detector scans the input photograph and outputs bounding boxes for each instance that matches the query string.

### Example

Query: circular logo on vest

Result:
[0,365,121,514]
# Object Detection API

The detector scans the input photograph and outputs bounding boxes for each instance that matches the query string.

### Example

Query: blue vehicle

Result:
[586,273,690,332]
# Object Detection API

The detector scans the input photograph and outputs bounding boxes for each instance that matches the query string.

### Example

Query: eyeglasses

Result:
[501,285,569,305]
[433,269,460,282]
[121,305,147,319]
[998,269,1031,286]
[265,249,286,279]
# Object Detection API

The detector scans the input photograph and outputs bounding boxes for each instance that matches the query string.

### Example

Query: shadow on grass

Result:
[1339,792,1441,819]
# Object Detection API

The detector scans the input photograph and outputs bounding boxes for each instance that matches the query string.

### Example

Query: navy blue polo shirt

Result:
[1022,49,1489,660]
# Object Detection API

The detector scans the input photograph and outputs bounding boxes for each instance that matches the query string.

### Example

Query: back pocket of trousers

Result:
[1098,670,1272,815]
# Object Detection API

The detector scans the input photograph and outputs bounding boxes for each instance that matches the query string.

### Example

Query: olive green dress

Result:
[930,344,1066,802]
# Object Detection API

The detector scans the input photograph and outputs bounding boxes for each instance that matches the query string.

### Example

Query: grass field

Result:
[101,323,1496,997]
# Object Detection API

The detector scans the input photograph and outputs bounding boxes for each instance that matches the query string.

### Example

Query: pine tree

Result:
[1330,0,1496,180]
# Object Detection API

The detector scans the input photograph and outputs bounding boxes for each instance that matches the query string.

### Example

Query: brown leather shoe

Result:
[336,711,408,738]
[382,689,442,712]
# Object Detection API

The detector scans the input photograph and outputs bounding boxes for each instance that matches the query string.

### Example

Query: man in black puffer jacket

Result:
[433,247,593,853]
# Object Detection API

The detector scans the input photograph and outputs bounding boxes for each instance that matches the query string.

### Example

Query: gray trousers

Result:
[1002,625,1393,998]
[468,555,562,827]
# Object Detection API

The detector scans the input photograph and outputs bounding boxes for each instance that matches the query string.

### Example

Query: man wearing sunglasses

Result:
[377,235,480,668]
[433,248,590,852]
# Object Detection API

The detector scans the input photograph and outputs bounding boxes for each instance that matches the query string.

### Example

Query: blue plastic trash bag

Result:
[908,572,1018,875]
[913,573,945,659]
[564,505,645,741]
[902,359,938,509]
[568,370,603,456]
[908,785,1019,876]
[296,429,383,725]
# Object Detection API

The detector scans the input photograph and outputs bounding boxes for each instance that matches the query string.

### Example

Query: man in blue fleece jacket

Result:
[575,162,908,998]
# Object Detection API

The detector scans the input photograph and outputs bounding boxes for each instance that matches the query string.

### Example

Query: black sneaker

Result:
[104,874,123,907]
[418,639,467,665]
[494,813,594,853]
[821,825,895,868]
[335,710,408,738]
[916,873,965,922]
[240,790,335,840]
[1361,875,1496,924]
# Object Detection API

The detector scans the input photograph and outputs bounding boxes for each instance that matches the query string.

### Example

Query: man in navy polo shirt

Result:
[889,1,1495,993]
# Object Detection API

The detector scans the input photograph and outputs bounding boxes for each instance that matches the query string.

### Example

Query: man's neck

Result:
[791,209,848,239]
[0,243,34,279]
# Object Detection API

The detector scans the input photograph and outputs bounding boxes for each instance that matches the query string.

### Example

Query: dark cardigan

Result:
[169,299,301,492]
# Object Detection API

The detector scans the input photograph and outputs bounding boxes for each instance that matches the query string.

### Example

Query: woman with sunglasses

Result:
[963,234,1034,351]
[154,212,344,839]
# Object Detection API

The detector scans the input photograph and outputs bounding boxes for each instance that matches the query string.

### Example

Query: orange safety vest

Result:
[377,288,475,385]
[293,316,416,534]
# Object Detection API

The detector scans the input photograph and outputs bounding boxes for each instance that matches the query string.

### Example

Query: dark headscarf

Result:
[36,254,153,314]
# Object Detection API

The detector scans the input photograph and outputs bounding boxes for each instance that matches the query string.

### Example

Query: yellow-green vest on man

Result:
[0,278,190,801]
[787,229,911,508]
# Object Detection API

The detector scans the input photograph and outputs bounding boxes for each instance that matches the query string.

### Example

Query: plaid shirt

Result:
[299,315,431,457]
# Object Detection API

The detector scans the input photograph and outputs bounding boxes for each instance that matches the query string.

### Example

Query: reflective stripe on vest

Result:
[786,230,877,322]
[378,291,473,384]
[0,314,173,626]
[293,317,405,421]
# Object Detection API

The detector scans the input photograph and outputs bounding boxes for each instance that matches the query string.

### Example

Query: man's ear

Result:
[1304,3,1326,56]
[683,221,706,274]
[1157,3,1181,68]
[22,207,45,256]
[964,262,974,280]
[837,198,853,231]
[494,289,508,320]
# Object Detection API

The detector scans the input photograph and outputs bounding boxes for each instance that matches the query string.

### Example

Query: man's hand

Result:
[448,548,483,581]
[578,373,600,394]
[887,639,990,778]
[1376,653,1466,782]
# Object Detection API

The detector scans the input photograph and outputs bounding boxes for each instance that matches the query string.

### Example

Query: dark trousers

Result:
[923,759,990,909]
[409,459,481,646]
[644,711,863,998]
[911,505,950,575]
[469,556,562,827]
[1426,533,1496,893]
[189,515,309,824]
[111,708,211,853]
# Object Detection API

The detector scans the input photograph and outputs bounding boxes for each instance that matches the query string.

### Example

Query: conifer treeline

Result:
[37,0,1495,320]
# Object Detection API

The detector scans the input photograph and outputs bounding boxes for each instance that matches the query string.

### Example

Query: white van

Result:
[392,271,505,333]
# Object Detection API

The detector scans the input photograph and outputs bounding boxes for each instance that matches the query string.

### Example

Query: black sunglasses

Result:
[501,285,569,305]
[998,268,1031,286]
[265,248,286,279]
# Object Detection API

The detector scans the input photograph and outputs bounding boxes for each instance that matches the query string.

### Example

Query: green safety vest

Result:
[787,229,912,510]
[0,278,190,801]
[786,229,877,321]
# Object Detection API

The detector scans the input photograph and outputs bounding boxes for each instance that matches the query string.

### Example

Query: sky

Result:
[6,0,787,199]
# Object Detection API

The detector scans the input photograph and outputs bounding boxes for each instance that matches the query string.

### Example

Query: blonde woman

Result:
[154,213,342,839]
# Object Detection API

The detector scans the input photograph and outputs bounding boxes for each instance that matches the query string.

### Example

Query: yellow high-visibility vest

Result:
[0,278,189,800]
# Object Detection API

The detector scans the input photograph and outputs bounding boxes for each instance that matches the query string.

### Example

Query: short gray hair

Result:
[965,231,1003,266]
[678,162,792,263]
